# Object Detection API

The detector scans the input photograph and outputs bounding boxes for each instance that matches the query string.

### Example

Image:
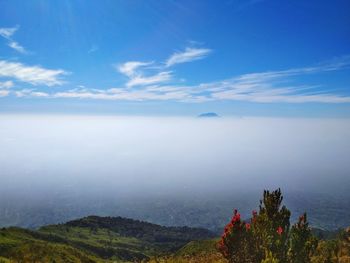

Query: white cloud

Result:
[126,71,172,87]
[117,61,153,78]
[0,25,28,54]
[0,60,68,86]
[30,91,49,97]
[116,46,211,88]
[10,51,350,104]
[8,41,27,54]
[51,87,191,101]
[0,26,18,39]
[211,87,350,103]
[207,58,350,103]
[117,61,171,87]
[0,80,14,89]
[165,47,212,67]
[55,57,350,103]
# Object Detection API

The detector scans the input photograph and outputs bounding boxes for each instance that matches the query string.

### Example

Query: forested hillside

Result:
[0,216,214,262]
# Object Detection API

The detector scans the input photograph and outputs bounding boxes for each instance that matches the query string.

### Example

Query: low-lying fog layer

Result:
[0,114,350,229]
[1,114,350,196]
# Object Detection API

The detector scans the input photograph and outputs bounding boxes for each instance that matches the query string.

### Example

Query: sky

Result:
[0,0,350,116]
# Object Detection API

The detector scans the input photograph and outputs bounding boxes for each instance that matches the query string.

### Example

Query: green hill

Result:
[0,216,214,262]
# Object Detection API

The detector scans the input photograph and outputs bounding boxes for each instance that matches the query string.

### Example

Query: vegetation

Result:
[148,239,226,263]
[0,189,349,262]
[217,189,350,263]
[0,216,213,262]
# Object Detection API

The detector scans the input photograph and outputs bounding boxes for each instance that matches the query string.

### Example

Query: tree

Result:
[254,189,291,262]
[288,213,318,263]
[217,209,256,262]
[218,189,317,263]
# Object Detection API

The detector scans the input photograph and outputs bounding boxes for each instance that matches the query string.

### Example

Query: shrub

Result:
[218,189,317,263]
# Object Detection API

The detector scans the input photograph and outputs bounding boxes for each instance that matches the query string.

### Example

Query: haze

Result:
[1,114,350,192]
[1,114,350,228]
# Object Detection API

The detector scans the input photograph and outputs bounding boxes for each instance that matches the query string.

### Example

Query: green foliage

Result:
[255,189,291,261]
[218,189,318,263]
[0,216,214,262]
[311,228,350,263]
[149,239,227,263]
[288,213,318,263]
[0,227,101,262]
[261,251,279,263]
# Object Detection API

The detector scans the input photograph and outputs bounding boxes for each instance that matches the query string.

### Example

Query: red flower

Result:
[277,226,283,235]
[245,223,251,231]
[231,209,241,224]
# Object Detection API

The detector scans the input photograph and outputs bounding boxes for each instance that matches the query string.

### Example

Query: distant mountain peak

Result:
[197,112,219,118]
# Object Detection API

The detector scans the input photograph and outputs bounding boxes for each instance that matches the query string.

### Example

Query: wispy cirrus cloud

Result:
[165,47,212,67]
[117,61,153,78]
[126,71,172,88]
[10,42,350,104]
[51,88,190,101]
[34,56,349,103]
[0,25,28,54]
[207,57,350,103]
[0,26,68,96]
[117,61,172,87]
[7,41,26,54]
[117,46,211,88]
[0,60,68,86]
[0,26,18,39]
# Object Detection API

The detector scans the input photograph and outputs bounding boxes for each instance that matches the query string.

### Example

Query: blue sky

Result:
[0,0,349,116]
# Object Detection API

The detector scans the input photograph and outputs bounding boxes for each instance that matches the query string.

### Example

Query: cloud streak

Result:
[116,46,212,88]
[7,41,27,54]
[207,57,350,103]
[165,47,212,67]
[24,56,348,103]
[0,25,28,54]
[4,39,349,105]
[117,61,153,78]
[126,71,172,87]
[117,61,172,87]
[0,60,68,86]
[0,26,18,39]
